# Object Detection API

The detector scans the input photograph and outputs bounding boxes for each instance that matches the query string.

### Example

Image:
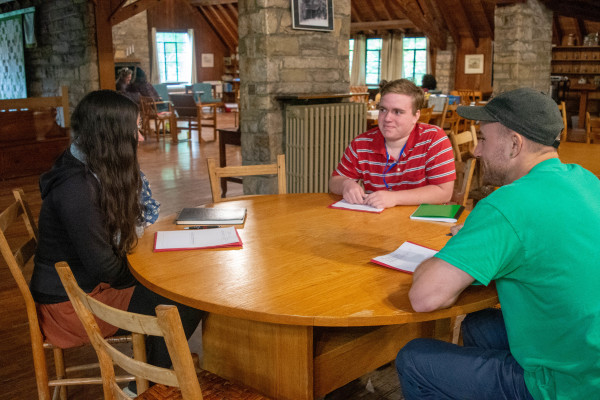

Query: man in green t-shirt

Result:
[396,88,600,400]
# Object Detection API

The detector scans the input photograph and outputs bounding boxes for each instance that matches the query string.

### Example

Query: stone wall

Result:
[493,0,553,94]
[113,11,151,80]
[0,0,98,109]
[238,0,350,194]
[435,37,456,94]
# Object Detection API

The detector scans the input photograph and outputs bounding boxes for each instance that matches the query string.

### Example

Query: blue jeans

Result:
[395,308,533,400]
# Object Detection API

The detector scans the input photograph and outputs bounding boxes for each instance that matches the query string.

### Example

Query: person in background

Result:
[31,90,203,397]
[421,74,437,92]
[396,88,600,399]
[125,67,160,105]
[374,79,387,104]
[115,67,132,92]
[329,79,455,209]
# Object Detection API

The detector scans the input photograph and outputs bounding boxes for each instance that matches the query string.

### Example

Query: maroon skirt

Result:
[36,283,135,348]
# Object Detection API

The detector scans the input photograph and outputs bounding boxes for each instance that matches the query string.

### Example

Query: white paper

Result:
[155,227,240,251]
[331,199,384,213]
[371,242,438,273]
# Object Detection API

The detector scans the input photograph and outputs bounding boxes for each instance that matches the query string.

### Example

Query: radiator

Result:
[285,102,366,193]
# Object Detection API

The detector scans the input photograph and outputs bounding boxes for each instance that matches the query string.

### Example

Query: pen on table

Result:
[184,226,221,230]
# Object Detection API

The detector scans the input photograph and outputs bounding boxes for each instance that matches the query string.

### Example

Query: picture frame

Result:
[201,53,214,68]
[291,0,334,32]
[464,54,484,74]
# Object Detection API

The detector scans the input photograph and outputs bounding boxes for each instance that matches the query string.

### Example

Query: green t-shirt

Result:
[436,158,600,400]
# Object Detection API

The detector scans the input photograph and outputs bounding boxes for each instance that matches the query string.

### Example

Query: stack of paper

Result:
[329,199,384,213]
[154,227,242,252]
[371,241,438,274]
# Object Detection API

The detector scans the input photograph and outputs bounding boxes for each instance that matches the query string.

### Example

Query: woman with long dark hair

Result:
[31,90,203,396]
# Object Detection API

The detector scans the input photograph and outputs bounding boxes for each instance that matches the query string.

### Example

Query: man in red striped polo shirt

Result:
[329,79,456,209]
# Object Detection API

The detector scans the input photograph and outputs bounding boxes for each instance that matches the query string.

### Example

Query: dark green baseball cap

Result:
[457,88,563,147]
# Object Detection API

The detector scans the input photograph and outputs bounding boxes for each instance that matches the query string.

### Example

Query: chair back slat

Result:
[207,154,287,203]
[0,189,51,399]
[449,126,478,162]
[55,262,204,400]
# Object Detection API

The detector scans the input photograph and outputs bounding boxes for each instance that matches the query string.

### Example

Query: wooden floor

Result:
[0,113,404,400]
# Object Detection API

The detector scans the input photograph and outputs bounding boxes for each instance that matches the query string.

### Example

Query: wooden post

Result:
[95,2,116,90]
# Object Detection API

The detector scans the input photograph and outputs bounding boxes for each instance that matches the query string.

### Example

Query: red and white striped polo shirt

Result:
[332,123,456,193]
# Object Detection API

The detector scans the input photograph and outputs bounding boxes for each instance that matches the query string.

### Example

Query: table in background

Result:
[559,141,600,176]
[128,194,498,400]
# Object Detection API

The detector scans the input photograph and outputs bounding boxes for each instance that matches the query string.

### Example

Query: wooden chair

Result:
[586,112,600,144]
[558,101,568,142]
[350,85,370,103]
[0,189,133,400]
[207,154,286,203]
[449,126,478,163]
[451,89,482,105]
[439,104,464,136]
[451,157,477,208]
[54,262,270,400]
[140,96,175,141]
[417,106,434,123]
[169,93,216,142]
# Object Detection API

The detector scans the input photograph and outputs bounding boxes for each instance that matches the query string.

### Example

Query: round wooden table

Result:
[128,193,498,399]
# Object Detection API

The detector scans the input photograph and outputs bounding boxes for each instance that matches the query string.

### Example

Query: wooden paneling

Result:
[453,38,493,97]
[147,0,230,81]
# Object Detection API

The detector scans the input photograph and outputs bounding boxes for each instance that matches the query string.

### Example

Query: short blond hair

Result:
[380,79,425,115]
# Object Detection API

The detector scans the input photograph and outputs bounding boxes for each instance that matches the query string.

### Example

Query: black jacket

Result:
[31,149,136,304]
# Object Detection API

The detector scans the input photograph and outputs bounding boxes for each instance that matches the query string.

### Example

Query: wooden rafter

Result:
[572,17,583,45]
[110,0,163,26]
[389,0,447,49]
[472,0,493,39]
[215,4,237,45]
[351,1,363,23]
[190,0,237,5]
[196,5,236,53]
[351,19,415,33]
[552,12,562,45]
[435,2,461,47]
[456,0,478,47]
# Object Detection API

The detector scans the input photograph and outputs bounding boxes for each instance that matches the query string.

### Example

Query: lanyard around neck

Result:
[383,141,407,190]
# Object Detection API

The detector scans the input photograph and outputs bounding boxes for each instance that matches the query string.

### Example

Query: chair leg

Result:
[52,347,68,400]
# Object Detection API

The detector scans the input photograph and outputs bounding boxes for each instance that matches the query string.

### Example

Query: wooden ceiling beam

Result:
[572,17,584,45]
[473,0,494,38]
[351,1,363,23]
[455,0,479,47]
[215,3,238,46]
[436,2,461,48]
[552,12,562,45]
[351,19,415,32]
[110,0,163,26]
[538,0,600,22]
[389,0,447,49]
[196,5,236,53]
[190,0,237,5]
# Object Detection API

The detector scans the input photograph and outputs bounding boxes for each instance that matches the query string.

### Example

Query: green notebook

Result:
[409,204,465,223]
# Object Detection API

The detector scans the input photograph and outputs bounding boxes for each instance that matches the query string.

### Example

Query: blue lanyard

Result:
[383,142,407,190]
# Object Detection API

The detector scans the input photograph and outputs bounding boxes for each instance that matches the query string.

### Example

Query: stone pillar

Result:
[238,0,350,194]
[493,0,553,95]
[435,37,456,95]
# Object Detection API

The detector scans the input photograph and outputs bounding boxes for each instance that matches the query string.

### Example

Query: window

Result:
[402,37,427,85]
[365,38,382,85]
[155,32,192,84]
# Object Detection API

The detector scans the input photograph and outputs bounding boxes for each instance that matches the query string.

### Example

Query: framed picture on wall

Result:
[291,0,334,31]
[465,54,484,74]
